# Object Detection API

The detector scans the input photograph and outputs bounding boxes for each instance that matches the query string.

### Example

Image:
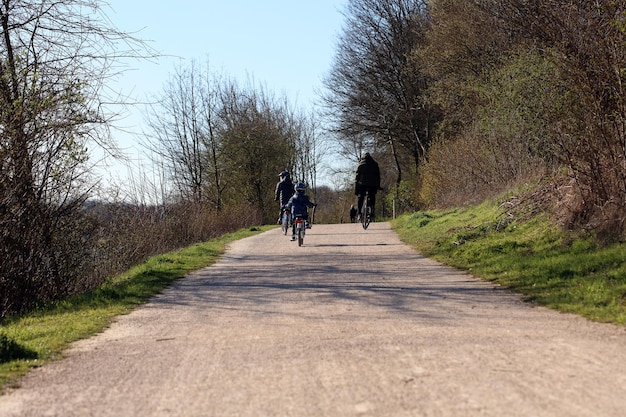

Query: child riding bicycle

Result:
[284,182,317,241]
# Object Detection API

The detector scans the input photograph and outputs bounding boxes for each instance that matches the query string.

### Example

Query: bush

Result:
[385,181,420,215]
[0,200,261,322]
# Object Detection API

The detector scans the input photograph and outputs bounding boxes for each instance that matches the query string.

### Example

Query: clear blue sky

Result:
[98,0,347,195]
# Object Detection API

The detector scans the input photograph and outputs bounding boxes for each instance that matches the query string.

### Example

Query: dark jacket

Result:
[355,154,380,194]
[285,192,315,217]
[275,177,294,205]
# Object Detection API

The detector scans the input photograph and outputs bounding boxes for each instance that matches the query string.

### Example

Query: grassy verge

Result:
[0,226,272,390]
[392,201,626,326]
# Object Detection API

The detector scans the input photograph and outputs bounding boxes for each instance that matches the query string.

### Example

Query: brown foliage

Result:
[418,132,547,208]
[483,0,626,238]
[417,0,626,238]
[83,201,261,290]
[0,201,260,321]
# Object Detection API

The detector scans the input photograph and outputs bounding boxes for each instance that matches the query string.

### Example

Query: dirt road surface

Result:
[1,222,625,416]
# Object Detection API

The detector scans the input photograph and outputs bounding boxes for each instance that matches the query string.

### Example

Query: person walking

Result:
[349,204,358,223]
[354,153,381,219]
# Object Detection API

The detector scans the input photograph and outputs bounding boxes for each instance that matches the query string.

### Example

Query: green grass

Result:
[0,226,271,390]
[3,210,626,390]
[392,202,626,325]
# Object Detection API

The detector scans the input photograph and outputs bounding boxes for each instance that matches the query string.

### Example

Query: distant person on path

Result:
[275,170,294,224]
[349,204,358,223]
[354,153,381,219]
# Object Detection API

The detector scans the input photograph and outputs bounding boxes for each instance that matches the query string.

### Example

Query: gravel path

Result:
[1,222,625,416]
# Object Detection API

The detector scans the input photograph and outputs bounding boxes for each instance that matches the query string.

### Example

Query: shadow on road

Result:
[151,247,519,324]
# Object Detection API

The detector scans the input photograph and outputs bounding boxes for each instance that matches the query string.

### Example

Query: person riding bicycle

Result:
[354,152,381,219]
[274,170,294,224]
[284,182,316,241]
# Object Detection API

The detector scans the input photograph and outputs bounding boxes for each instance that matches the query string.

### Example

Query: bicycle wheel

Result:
[363,206,371,229]
[298,228,304,246]
[361,194,370,230]
[281,212,289,235]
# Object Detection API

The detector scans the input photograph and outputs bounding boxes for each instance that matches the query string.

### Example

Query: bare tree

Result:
[143,60,225,206]
[0,0,152,319]
[143,58,325,224]
[292,111,328,199]
[323,0,438,186]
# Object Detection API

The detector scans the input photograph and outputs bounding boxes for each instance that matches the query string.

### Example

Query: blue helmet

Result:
[295,182,306,192]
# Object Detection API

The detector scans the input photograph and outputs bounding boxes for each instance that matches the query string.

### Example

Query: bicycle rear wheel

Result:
[281,212,290,235]
[363,205,371,229]
[361,194,371,230]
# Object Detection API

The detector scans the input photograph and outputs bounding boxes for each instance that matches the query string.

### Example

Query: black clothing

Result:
[355,154,380,190]
[354,154,380,217]
[275,177,295,206]
[349,205,358,223]
[275,176,294,222]
[286,191,316,236]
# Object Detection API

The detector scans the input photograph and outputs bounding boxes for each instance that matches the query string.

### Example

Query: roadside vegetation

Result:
[326,0,626,324]
[1,0,625,389]
[0,226,270,391]
[392,189,626,326]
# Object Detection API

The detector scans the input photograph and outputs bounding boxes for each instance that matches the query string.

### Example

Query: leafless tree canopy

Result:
[142,60,324,223]
[323,0,440,186]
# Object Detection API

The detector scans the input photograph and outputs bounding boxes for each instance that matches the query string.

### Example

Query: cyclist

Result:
[354,152,380,219]
[274,170,294,224]
[284,182,316,241]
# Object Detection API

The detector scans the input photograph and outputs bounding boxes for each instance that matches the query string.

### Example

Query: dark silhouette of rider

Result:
[275,170,294,223]
[354,153,380,218]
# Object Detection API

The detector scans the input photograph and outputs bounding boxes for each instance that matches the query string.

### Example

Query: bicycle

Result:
[293,214,306,246]
[281,208,291,235]
[360,191,372,230]
[292,205,315,247]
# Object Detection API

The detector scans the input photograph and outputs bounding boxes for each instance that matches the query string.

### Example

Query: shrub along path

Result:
[0,223,625,416]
